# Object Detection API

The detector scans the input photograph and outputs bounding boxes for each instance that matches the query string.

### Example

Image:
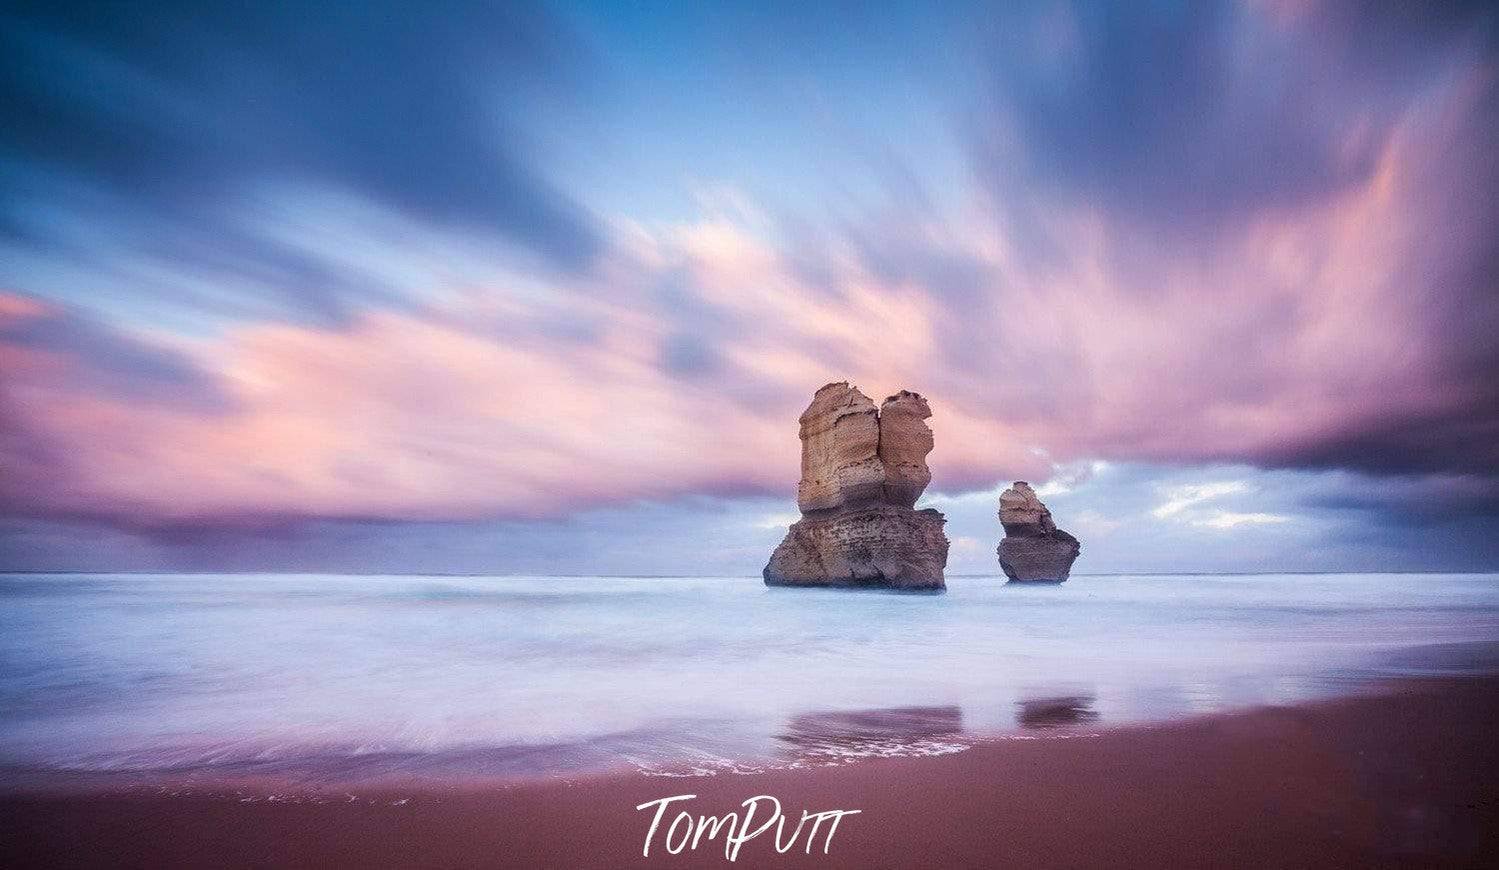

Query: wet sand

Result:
[3,675,1497,869]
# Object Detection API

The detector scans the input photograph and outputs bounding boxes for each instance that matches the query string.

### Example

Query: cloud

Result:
[0,293,225,410]
[0,0,604,327]
[961,0,1499,479]
[1193,511,1291,530]
[1148,481,1292,531]
[1034,459,1108,498]
[753,512,802,531]
[1,1,1497,568]
[1152,481,1253,520]
[981,0,1497,234]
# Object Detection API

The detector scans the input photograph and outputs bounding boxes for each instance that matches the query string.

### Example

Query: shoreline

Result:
[3,673,1496,868]
[0,665,1456,798]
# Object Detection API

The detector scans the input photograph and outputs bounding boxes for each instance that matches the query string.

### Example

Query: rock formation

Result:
[794,383,883,513]
[996,481,1080,582]
[877,391,934,509]
[764,383,949,591]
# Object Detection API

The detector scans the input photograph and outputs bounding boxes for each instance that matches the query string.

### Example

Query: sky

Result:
[2,0,1497,574]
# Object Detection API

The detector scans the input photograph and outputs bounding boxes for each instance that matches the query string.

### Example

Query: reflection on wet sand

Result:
[1016,695,1100,729]
[777,706,965,763]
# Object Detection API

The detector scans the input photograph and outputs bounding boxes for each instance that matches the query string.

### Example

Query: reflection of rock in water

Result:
[1016,695,1099,729]
[777,706,965,763]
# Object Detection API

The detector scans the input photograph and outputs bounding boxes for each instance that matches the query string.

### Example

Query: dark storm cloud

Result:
[1264,405,1499,478]
[1,0,603,322]
[1303,473,1499,526]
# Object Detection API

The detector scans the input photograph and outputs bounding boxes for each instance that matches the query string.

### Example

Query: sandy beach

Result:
[4,673,1496,869]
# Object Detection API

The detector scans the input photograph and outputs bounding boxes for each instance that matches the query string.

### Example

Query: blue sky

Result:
[2,1,1497,573]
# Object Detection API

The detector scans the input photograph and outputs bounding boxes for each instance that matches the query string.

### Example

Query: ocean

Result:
[2,572,1497,788]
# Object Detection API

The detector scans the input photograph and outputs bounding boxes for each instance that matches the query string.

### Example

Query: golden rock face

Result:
[877,390,934,510]
[794,383,936,514]
[795,382,884,514]
[997,482,1080,583]
[769,382,948,591]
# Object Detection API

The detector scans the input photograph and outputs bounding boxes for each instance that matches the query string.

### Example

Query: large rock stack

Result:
[996,481,1080,582]
[764,383,949,591]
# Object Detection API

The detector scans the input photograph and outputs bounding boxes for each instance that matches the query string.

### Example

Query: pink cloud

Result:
[2,36,1495,529]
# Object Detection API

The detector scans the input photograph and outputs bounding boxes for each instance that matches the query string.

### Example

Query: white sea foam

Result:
[2,572,1496,786]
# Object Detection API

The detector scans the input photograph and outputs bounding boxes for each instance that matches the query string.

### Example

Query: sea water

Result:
[1,572,1496,786]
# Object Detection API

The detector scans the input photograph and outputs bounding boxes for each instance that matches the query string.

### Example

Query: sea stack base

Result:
[764,506,949,591]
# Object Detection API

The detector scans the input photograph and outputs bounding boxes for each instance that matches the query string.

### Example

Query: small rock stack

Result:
[997,481,1080,582]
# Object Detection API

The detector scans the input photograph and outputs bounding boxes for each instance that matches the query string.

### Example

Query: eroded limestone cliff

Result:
[997,481,1080,582]
[765,383,949,591]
